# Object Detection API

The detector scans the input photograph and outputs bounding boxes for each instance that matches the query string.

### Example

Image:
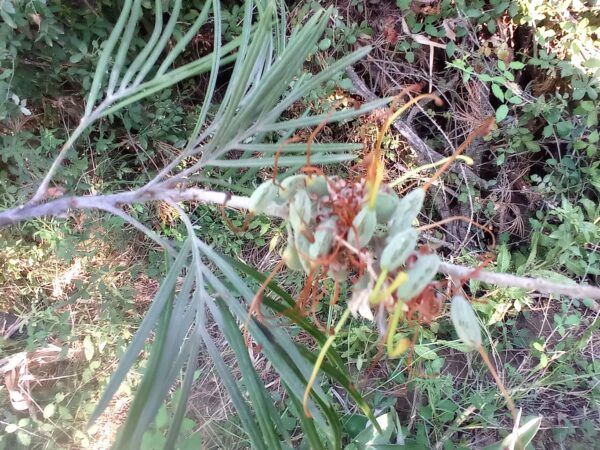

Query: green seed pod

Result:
[347,206,377,248]
[375,191,399,224]
[450,295,482,351]
[288,189,312,233]
[294,232,312,273]
[283,242,304,271]
[389,188,425,234]
[249,181,280,214]
[380,228,418,272]
[279,174,308,199]
[293,189,312,223]
[309,218,336,259]
[306,174,329,197]
[395,253,440,300]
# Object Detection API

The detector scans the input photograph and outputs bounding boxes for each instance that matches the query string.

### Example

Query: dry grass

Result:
[1,217,163,448]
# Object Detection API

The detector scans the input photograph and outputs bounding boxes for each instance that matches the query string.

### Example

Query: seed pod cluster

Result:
[250,175,438,321]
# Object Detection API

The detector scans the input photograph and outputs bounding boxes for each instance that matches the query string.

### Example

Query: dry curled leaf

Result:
[30,13,41,29]
[5,369,31,411]
[442,19,457,41]
[382,18,399,45]
[45,186,65,199]
[348,276,374,321]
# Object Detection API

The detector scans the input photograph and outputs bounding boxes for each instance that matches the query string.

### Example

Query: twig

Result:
[439,261,600,307]
[2,190,599,304]
[0,185,286,227]
[345,67,486,189]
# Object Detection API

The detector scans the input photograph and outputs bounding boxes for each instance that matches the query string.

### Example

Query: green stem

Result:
[389,155,473,188]
[369,269,389,305]
[381,272,408,300]
[303,308,351,417]
[386,301,409,357]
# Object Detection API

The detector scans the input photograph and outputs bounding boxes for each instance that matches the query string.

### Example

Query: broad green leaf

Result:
[43,404,56,419]
[495,104,509,122]
[481,416,542,450]
[491,83,504,101]
[351,411,397,446]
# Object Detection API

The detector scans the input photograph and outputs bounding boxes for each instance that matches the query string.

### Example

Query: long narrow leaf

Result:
[90,241,192,423]
[118,0,163,90]
[236,142,363,153]
[101,53,238,118]
[114,278,176,448]
[211,299,286,449]
[163,306,203,449]
[195,242,329,401]
[206,154,356,168]
[85,0,134,115]
[107,0,142,94]
[260,97,391,133]
[188,0,222,145]
[261,45,374,124]
[288,392,325,450]
[198,304,266,450]
[157,0,213,76]
[132,0,183,85]
[198,263,330,422]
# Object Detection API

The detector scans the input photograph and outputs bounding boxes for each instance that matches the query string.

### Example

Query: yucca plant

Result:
[2,0,600,448]
[81,1,392,448]
[2,0,388,448]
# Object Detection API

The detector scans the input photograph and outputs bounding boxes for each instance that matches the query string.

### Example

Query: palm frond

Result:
[77,0,394,447]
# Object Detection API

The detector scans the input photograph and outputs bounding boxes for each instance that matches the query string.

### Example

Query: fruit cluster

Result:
[248,173,441,321]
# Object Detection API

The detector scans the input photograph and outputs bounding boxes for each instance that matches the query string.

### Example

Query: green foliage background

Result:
[1,0,599,449]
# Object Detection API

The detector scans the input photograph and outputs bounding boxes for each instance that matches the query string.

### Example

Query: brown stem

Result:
[477,345,523,450]
[418,215,496,248]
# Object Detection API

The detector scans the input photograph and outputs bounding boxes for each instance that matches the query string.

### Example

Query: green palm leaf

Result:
[77,0,395,447]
